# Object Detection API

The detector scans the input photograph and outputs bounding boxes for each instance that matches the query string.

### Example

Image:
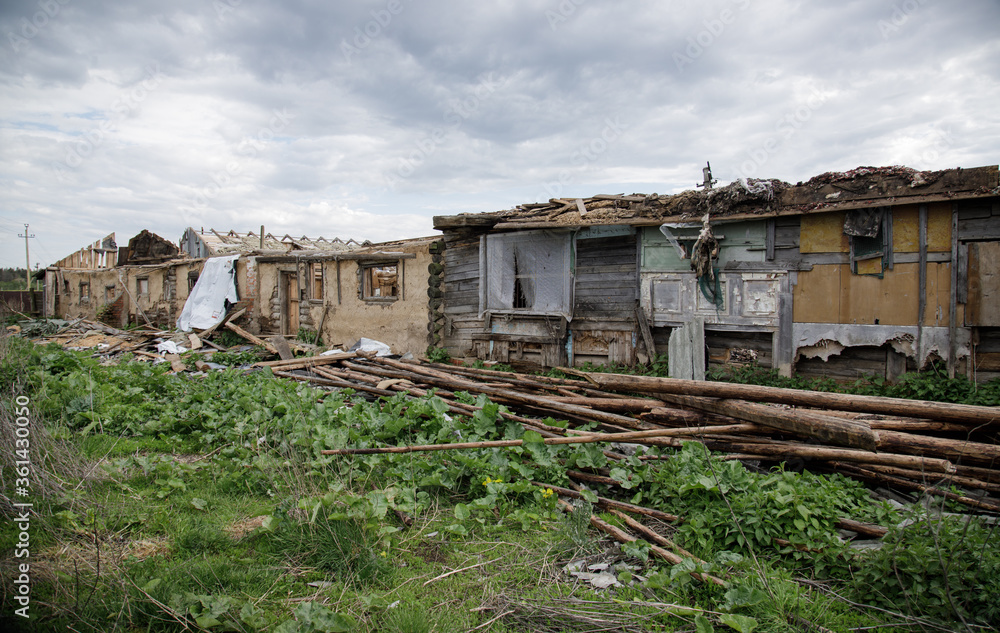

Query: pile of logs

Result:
[263,355,1000,515]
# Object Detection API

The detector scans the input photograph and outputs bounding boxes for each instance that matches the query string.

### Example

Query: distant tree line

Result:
[0,268,32,290]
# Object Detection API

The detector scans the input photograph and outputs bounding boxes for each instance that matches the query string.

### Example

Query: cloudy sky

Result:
[1,0,998,269]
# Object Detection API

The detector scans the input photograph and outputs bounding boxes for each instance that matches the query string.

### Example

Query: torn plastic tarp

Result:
[177,255,240,332]
[348,337,392,357]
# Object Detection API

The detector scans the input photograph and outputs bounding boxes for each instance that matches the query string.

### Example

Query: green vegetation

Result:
[2,336,998,632]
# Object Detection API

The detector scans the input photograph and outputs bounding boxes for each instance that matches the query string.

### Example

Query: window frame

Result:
[359,260,401,302]
[79,281,90,304]
[136,276,149,297]
[479,229,575,319]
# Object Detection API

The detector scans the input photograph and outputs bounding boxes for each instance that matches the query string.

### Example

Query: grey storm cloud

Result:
[1,0,998,267]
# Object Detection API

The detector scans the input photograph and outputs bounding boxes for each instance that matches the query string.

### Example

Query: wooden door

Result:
[283,272,299,334]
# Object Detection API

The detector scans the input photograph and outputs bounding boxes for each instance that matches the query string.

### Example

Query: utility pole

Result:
[18,224,35,290]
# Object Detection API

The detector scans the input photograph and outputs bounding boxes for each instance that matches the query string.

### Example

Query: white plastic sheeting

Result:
[480,230,573,319]
[176,255,240,332]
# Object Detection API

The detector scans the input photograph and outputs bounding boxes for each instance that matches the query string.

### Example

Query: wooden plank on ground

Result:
[188,333,203,350]
[225,322,278,354]
[268,335,294,360]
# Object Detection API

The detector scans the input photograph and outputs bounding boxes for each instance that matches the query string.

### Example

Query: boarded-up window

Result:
[361,262,399,300]
[847,208,893,277]
[136,277,149,296]
[481,230,573,317]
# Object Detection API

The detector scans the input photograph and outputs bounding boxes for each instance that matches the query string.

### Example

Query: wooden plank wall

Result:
[571,234,638,367]
[972,327,1000,382]
[440,232,483,358]
[574,234,637,319]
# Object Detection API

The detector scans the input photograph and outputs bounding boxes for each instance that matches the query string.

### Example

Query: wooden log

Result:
[225,322,278,354]
[704,440,956,473]
[274,370,397,397]
[874,429,1000,467]
[640,407,725,426]
[258,352,359,371]
[585,372,1000,426]
[557,500,724,587]
[187,333,203,350]
[320,426,756,456]
[833,518,888,539]
[199,307,245,339]
[542,396,666,413]
[849,463,1000,495]
[831,462,1000,512]
[372,357,657,431]
[541,483,680,523]
[607,509,703,562]
[659,393,879,451]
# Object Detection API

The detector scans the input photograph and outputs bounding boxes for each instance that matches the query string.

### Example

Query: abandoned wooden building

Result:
[432,165,1000,382]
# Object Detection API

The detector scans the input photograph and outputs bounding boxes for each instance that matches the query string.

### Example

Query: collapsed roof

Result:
[434,165,1000,231]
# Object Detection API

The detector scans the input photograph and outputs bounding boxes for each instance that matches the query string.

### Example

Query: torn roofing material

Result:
[433,165,999,231]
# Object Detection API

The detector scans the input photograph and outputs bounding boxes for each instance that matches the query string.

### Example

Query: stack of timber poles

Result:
[261,354,1000,578]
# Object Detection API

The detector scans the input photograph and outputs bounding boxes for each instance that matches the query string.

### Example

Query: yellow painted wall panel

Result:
[926,203,952,252]
[800,212,849,253]
[894,205,919,252]
[856,257,883,276]
[892,203,951,253]
[793,265,842,323]
[841,263,919,325]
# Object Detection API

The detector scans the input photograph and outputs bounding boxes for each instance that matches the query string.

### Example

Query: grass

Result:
[2,335,998,632]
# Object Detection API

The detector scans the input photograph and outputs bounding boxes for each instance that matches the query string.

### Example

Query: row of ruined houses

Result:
[41,164,1000,383]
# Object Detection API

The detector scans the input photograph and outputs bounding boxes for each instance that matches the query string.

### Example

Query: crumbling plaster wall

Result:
[254,247,432,356]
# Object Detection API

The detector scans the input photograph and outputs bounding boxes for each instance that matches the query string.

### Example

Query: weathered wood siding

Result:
[439,232,483,358]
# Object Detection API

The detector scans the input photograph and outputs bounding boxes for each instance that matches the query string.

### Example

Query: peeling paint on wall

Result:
[793,323,969,367]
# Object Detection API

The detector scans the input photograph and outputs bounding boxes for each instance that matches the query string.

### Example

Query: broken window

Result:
[846,207,893,277]
[104,285,115,302]
[310,262,324,300]
[361,262,399,300]
[187,271,199,291]
[136,277,149,297]
[481,230,573,317]
[79,282,90,303]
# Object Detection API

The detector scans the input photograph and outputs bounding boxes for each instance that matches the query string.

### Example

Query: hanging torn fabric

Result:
[176,255,240,332]
[689,213,719,281]
[843,208,883,237]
